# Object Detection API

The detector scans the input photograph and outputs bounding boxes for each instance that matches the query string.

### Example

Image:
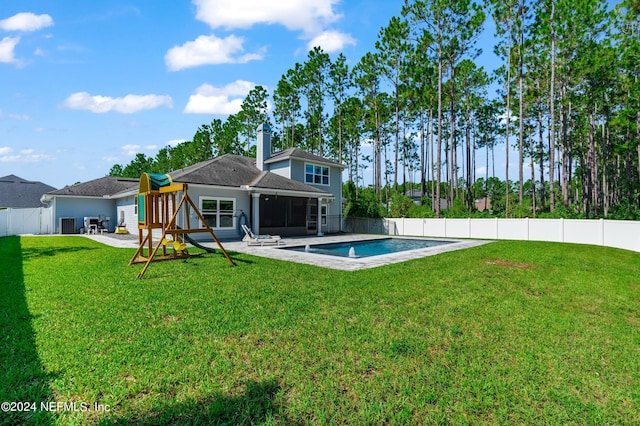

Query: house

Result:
[404,189,450,211]
[405,189,424,205]
[0,174,57,208]
[40,176,138,234]
[41,124,345,239]
[474,197,492,212]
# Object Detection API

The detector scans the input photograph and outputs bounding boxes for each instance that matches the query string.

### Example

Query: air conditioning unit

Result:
[60,218,76,234]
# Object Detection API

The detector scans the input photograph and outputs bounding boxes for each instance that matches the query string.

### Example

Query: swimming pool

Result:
[286,237,454,258]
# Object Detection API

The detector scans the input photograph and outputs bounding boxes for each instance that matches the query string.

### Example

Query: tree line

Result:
[110,0,640,220]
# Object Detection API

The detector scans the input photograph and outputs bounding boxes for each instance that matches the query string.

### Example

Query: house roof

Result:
[170,155,258,187]
[265,148,345,168]
[248,171,328,194]
[0,174,57,208]
[169,154,331,195]
[405,189,425,199]
[46,176,138,198]
[44,151,334,200]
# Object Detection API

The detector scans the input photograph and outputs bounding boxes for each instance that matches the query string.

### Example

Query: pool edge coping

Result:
[219,234,493,271]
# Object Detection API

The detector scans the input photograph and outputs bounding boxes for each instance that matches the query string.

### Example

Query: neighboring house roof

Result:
[265,148,345,168]
[45,176,138,198]
[405,189,425,199]
[0,174,57,208]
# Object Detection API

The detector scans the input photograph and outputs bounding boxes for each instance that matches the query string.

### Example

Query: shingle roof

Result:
[0,175,57,208]
[170,155,258,187]
[170,154,331,195]
[265,148,345,168]
[46,176,138,197]
[45,152,333,199]
[248,171,328,194]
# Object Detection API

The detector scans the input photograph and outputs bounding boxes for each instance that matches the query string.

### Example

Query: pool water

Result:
[287,238,454,258]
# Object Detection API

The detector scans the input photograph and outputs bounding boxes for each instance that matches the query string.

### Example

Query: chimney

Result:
[256,123,272,171]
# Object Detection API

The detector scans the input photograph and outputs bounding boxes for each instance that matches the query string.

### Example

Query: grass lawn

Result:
[1,235,639,425]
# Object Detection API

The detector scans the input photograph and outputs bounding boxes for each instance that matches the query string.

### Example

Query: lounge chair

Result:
[241,224,282,246]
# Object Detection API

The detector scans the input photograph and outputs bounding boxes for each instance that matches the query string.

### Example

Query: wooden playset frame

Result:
[130,173,236,279]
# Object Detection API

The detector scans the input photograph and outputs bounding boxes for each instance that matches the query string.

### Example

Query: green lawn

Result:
[1,236,639,425]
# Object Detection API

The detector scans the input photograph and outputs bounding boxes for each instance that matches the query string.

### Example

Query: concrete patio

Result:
[87,232,490,271]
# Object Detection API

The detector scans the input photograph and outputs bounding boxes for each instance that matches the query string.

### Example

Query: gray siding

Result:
[114,188,251,241]
[184,186,251,241]
[266,158,342,219]
[266,161,290,178]
[290,160,342,218]
[116,196,138,235]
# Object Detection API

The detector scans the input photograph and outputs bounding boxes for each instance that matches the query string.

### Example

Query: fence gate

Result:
[0,207,52,236]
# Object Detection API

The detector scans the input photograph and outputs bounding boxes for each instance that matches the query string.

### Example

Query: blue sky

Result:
[1,0,505,189]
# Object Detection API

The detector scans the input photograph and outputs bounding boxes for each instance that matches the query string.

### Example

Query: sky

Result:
[1,0,506,190]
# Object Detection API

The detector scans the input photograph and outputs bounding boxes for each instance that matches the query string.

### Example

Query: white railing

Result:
[383,217,640,253]
[0,207,53,237]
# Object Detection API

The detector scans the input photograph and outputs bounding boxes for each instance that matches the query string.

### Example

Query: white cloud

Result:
[166,139,186,147]
[184,80,255,114]
[120,144,159,156]
[307,30,355,53]
[8,113,31,120]
[121,144,141,156]
[56,43,86,53]
[165,34,264,71]
[62,92,173,114]
[360,138,373,148]
[0,36,21,64]
[193,0,341,36]
[498,112,518,125]
[0,12,53,32]
[0,147,53,162]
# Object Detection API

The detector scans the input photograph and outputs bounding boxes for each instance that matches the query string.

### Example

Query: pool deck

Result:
[83,233,490,271]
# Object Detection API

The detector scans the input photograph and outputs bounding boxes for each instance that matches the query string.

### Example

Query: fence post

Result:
[600,218,605,246]
[495,217,499,240]
[526,217,530,241]
[560,218,564,242]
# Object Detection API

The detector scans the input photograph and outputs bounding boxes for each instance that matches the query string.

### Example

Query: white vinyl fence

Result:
[0,207,53,237]
[382,217,640,253]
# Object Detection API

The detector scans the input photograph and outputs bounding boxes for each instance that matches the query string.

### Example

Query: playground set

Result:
[129,172,236,279]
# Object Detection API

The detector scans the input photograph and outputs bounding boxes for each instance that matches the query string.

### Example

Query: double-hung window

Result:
[305,163,329,186]
[200,198,235,229]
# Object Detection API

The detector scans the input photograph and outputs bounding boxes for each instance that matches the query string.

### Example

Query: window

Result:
[200,198,235,229]
[305,163,329,186]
